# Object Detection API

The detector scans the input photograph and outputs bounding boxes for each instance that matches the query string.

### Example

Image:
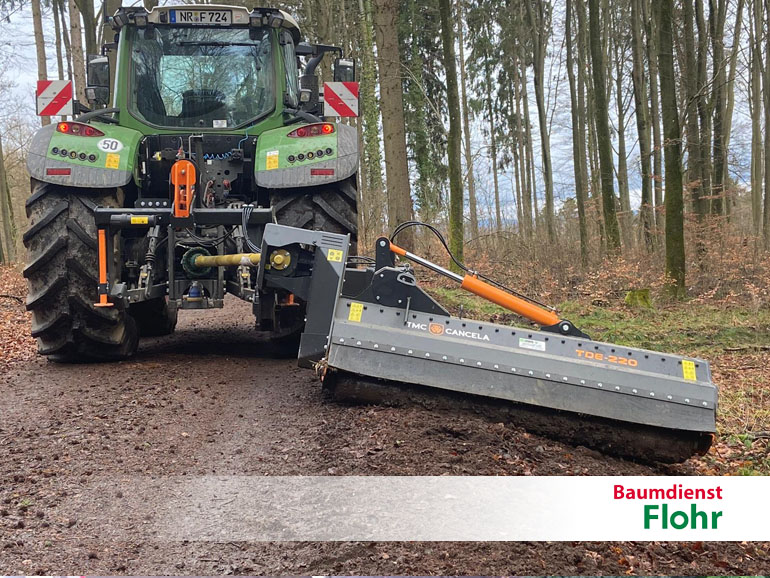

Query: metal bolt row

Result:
[334,336,712,409]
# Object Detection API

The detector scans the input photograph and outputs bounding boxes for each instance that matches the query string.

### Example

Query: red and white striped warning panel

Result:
[323,82,359,117]
[36,80,74,117]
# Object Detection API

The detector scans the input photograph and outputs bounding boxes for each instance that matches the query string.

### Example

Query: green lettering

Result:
[671,510,688,529]
[690,503,708,529]
[644,504,659,529]
[712,510,722,529]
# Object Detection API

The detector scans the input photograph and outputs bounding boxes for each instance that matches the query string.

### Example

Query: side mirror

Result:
[333,57,356,82]
[86,55,110,106]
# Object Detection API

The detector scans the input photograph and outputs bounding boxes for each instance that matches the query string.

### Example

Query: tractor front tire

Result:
[130,297,178,337]
[23,179,139,362]
[271,176,358,252]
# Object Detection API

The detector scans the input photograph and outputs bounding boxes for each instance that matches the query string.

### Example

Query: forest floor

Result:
[1,264,769,575]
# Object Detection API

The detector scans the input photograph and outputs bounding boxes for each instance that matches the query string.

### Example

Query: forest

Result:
[1,0,769,299]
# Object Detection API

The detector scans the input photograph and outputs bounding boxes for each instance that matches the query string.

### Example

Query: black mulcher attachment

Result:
[315,223,717,464]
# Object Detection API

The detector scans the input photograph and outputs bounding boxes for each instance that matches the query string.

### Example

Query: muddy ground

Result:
[1,296,768,575]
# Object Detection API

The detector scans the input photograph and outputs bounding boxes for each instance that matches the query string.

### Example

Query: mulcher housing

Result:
[316,239,717,463]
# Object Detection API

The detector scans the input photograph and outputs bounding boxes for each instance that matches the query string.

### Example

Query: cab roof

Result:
[110,5,302,42]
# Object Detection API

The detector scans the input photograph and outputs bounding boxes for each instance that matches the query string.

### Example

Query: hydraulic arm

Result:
[388,241,589,339]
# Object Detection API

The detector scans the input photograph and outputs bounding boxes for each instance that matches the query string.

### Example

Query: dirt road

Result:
[1,296,767,574]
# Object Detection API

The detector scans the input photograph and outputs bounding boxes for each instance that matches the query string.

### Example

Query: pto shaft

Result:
[193,253,261,268]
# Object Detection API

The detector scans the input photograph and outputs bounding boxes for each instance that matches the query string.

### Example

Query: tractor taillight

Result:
[287,123,335,138]
[56,122,104,137]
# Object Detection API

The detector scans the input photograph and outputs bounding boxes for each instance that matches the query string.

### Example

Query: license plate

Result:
[169,10,232,25]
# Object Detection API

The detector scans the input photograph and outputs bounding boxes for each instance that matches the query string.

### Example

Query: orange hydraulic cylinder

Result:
[171,160,196,218]
[460,274,560,327]
[94,228,113,307]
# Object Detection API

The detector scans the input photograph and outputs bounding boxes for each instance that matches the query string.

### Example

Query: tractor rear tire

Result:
[23,179,139,362]
[129,297,177,337]
[271,176,358,253]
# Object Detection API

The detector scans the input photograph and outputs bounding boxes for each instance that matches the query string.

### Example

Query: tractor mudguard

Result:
[255,122,358,188]
[27,122,142,188]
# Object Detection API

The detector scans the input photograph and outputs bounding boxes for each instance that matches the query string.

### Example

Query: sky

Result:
[0,0,756,227]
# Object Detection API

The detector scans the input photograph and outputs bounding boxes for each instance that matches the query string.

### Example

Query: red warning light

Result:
[55,122,104,137]
[287,123,336,138]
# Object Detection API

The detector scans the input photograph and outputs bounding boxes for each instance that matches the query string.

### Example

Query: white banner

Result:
[62,476,770,541]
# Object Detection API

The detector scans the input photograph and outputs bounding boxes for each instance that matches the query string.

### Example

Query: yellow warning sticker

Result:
[266,150,279,170]
[327,248,344,262]
[348,302,364,322]
[105,153,120,170]
[130,216,149,225]
[682,359,697,381]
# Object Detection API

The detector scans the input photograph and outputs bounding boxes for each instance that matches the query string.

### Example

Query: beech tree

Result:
[655,0,686,295]
[372,0,414,249]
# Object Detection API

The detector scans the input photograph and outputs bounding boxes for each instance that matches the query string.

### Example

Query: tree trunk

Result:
[682,0,706,218]
[69,0,88,104]
[31,0,50,126]
[566,0,588,265]
[656,0,686,296]
[525,0,556,243]
[764,0,770,247]
[358,0,385,238]
[695,0,713,219]
[644,0,663,237]
[373,0,414,249]
[53,0,65,80]
[750,0,763,236]
[722,0,745,219]
[589,0,622,254]
[314,0,334,83]
[631,0,654,251]
[457,7,478,240]
[439,0,464,262]
[576,0,596,247]
[521,59,538,232]
[613,28,633,250]
[485,62,502,234]
[710,0,728,216]
[513,56,532,236]
[0,135,15,263]
[74,0,98,57]
[61,0,73,80]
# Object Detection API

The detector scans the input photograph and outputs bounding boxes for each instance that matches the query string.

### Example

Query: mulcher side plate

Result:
[325,298,717,462]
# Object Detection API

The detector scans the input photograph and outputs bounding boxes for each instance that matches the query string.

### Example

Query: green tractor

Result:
[24,4,358,361]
